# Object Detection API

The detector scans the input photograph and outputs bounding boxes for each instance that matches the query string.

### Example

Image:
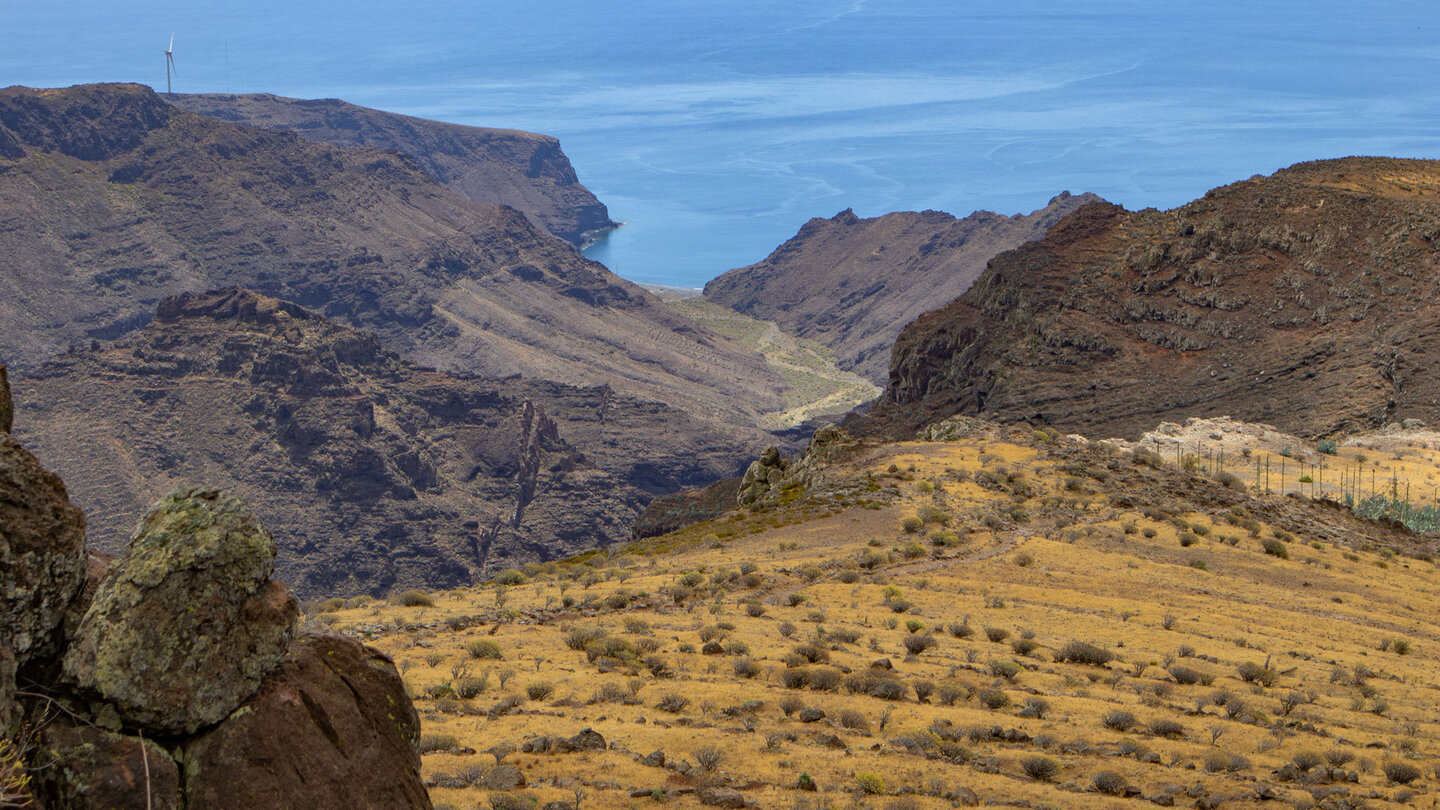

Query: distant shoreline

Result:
[640,283,703,301]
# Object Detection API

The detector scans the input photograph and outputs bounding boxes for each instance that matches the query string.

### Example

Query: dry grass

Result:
[321,428,1440,809]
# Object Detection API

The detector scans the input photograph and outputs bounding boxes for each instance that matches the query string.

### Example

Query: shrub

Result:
[455,675,490,699]
[977,688,1011,710]
[1017,697,1049,719]
[781,668,810,689]
[1150,719,1185,738]
[777,620,797,638]
[656,693,690,713]
[1383,762,1422,785]
[1317,439,1338,455]
[1021,755,1059,781]
[564,627,607,651]
[525,681,554,701]
[912,679,936,702]
[488,793,534,810]
[1011,638,1039,656]
[901,516,924,533]
[855,772,885,795]
[418,733,460,753]
[1091,770,1127,795]
[493,568,527,586]
[983,626,1010,643]
[1203,751,1249,773]
[808,667,843,692]
[394,589,433,607]
[870,679,908,701]
[936,682,968,706]
[1056,640,1114,666]
[902,634,937,656]
[988,659,1021,682]
[693,746,726,773]
[947,622,974,639]
[1236,661,1278,686]
[1178,532,1199,547]
[1261,537,1289,558]
[837,709,870,733]
[1102,710,1137,731]
[466,639,504,660]
[793,643,829,664]
[733,658,761,679]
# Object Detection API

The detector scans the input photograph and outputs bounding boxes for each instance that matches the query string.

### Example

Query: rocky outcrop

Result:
[857,158,1440,440]
[31,719,181,810]
[704,194,1102,383]
[15,289,762,597]
[0,83,786,435]
[183,633,427,810]
[166,92,616,245]
[63,489,297,735]
[1,385,429,808]
[0,433,86,671]
[737,447,788,506]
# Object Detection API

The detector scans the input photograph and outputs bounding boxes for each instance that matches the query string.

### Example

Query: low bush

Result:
[977,688,1010,710]
[1091,770,1127,795]
[394,589,433,607]
[1056,640,1114,666]
[466,639,504,660]
[1261,537,1289,558]
[855,771,885,795]
[1384,762,1422,785]
[1021,755,1059,781]
[655,693,690,713]
[1102,710,1137,732]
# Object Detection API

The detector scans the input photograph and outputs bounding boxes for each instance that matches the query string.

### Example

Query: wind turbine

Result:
[163,34,176,94]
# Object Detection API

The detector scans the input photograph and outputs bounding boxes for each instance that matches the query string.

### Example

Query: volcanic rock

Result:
[183,632,429,810]
[858,158,1440,440]
[63,489,298,735]
[30,718,181,810]
[704,193,1102,383]
[166,92,616,245]
[0,431,86,670]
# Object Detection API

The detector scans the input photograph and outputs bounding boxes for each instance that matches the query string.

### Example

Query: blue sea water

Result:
[5,1,1437,288]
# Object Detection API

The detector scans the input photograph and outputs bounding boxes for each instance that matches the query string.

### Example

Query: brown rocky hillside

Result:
[166,92,615,245]
[703,193,1102,383]
[858,158,1440,441]
[11,289,756,598]
[0,83,785,429]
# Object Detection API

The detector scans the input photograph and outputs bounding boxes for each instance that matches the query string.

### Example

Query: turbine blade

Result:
[169,33,174,52]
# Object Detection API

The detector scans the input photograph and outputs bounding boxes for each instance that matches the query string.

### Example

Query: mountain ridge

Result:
[853,157,1440,441]
[703,192,1103,383]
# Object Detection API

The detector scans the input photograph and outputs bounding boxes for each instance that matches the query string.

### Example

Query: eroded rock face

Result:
[31,718,181,810]
[1,363,11,433]
[63,488,297,735]
[183,632,430,810]
[0,432,86,669]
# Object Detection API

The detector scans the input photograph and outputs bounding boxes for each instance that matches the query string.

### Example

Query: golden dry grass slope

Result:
[316,418,1440,810]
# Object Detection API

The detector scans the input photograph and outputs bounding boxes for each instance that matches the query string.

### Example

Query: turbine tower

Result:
[163,34,176,94]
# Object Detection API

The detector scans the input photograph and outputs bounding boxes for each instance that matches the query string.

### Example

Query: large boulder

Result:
[0,432,87,670]
[62,488,297,735]
[30,717,181,810]
[183,632,430,810]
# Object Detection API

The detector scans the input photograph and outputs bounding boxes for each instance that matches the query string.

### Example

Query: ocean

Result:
[5,1,1437,288]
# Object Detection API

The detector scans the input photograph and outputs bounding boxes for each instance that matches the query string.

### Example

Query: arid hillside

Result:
[317,418,1440,809]
[857,158,1440,441]
[11,290,758,599]
[704,193,1101,383]
[0,83,786,429]
[167,92,616,245]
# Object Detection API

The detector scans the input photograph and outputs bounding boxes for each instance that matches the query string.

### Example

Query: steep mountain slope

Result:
[703,193,1102,383]
[11,289,754,598]
[324,421,1438,809]
[857,158,1440,440]
[0,83,785,429]
[166,92,615,245]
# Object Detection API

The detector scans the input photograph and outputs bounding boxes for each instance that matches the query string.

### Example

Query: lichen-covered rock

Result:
[0,433,87,669]
[62,488,297,735]
[183,632,430,810]
[30,717,180,810]
[737,446,787,505]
